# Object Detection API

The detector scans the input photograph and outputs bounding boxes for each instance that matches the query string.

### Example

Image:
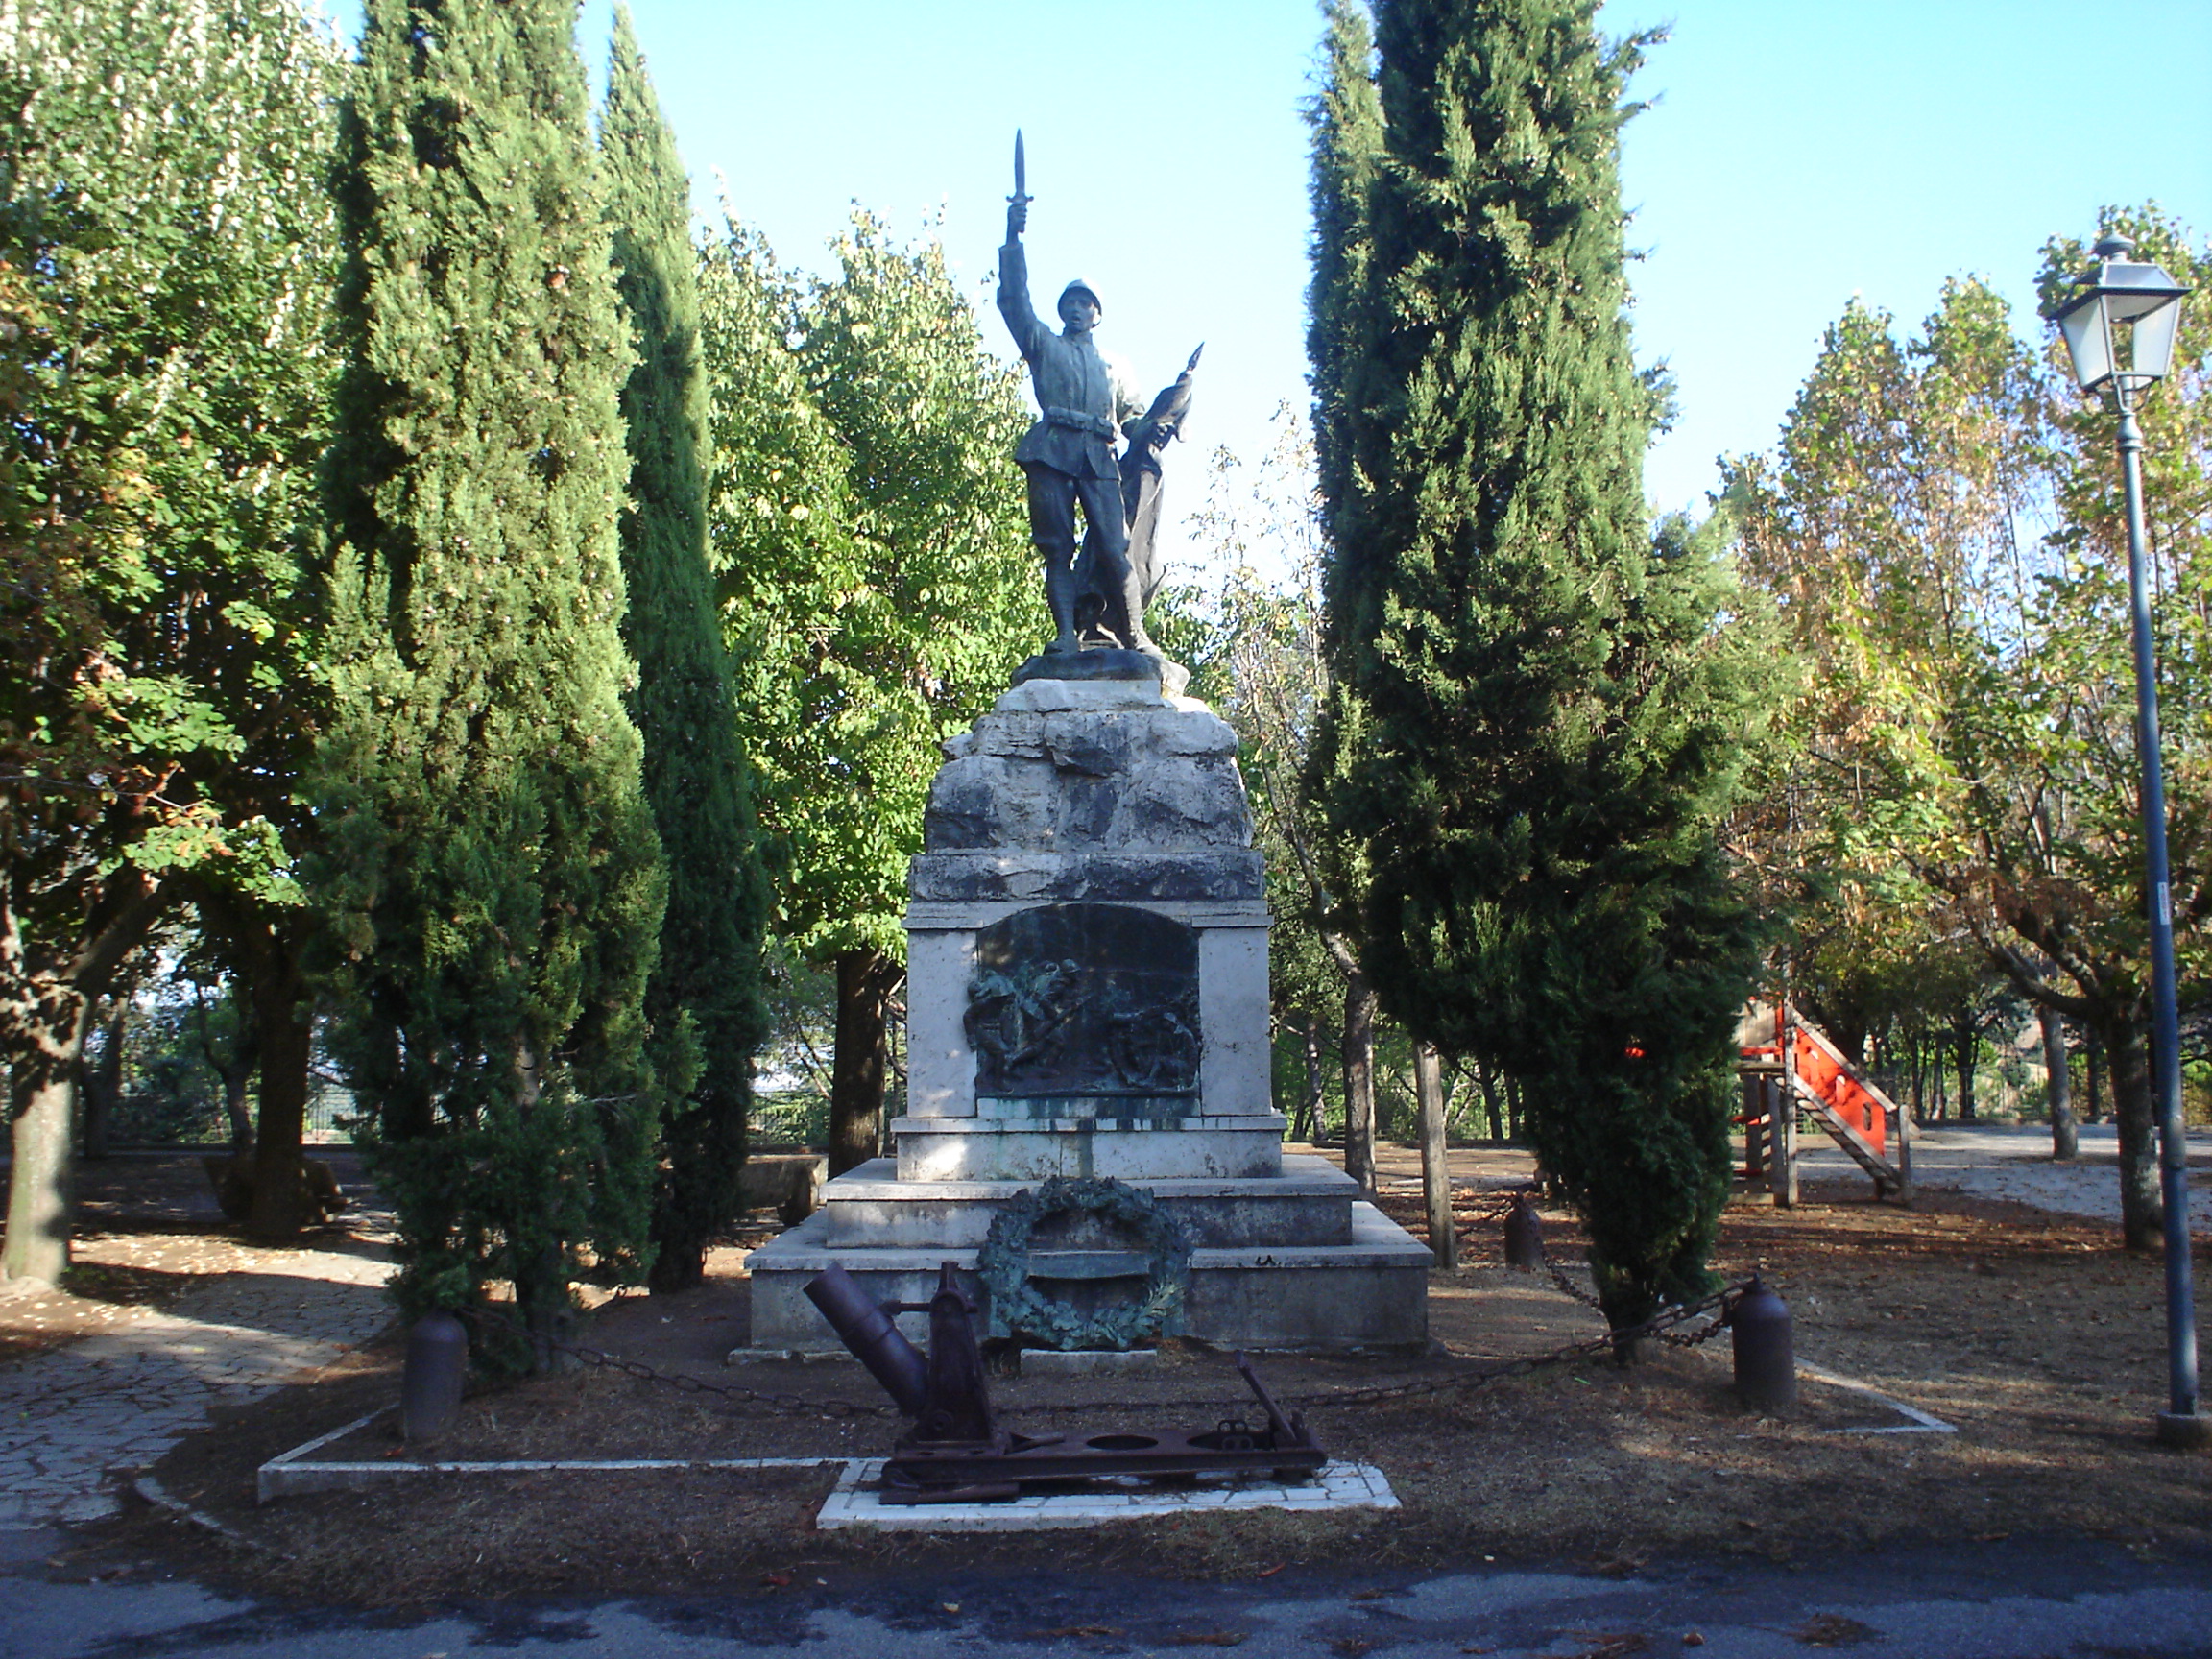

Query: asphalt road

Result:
[8,1528,2211,1658]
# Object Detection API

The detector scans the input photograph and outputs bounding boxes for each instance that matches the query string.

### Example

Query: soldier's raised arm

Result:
[998,202,1045,359]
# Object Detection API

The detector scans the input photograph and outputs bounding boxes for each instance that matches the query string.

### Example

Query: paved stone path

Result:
[1798,1120,2212,1231]
[0,1244,393,1529]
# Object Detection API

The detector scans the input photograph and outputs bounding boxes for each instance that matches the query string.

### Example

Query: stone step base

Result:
[745,1200,1431,1353]
[818,1155,1360,1249]
[891,1112,1288,1181]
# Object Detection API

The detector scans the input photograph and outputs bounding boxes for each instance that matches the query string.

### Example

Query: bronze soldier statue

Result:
[998,140,1161,662]
[1100,343,1201,618]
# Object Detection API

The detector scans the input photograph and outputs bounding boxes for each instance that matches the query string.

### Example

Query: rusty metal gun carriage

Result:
[805,1262,1326,1505]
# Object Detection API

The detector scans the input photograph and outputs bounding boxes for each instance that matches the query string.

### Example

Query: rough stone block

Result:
[747,677,1432,1357]
[907,851,1264,903]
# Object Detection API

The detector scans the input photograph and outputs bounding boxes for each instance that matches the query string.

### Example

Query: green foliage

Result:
[1307,0,1384,534]
[0,0,337,952]
[0,0,339,1276]
[1308,0,1774,1324]
[312,0,665,1351]
[1181,412,1372,1131]
[699,210,1033,967]
[1733,207,2212,1243]
[600,10,769,1291]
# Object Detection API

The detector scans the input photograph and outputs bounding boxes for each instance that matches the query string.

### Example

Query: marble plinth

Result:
[743,673,1429,1354]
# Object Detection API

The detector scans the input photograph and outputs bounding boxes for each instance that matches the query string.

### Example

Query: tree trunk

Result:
[830,948,902,1178]
[3,993,91,1284]
[1341,967,1377,1191]
[1415,1042,1455,1268]
[224,1073,254,1153]
[1,868,165,1286]
[2041,1005,2079,1162]
[249,949,314,1241]
[1954,1023,1978,1124]
[80,999,128,1162]
[1296,1016,1325,1143]
[1476,1057,1503,1142]
[216,1027,259,1154]
[2099,1014,2162,1249]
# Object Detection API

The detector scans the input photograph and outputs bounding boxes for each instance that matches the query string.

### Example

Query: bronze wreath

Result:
[976,1175,1191,1351]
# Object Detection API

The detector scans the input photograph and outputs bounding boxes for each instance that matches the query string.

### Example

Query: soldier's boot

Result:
[1041,551,1082,655]
[1118,564,1163,659]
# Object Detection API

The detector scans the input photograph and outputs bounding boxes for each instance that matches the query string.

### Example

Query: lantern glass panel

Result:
[2128,296,2184,382]
[2058,295,2113,391]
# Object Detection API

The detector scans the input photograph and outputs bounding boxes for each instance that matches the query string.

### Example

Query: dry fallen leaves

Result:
[1792,1613,1880,1647]
[1567,1631,1650,1657]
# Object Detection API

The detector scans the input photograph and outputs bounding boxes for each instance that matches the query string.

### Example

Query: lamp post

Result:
[2049,233,2203,1448]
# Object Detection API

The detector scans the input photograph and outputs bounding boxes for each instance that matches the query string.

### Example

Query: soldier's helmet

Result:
[1057,278,1103,317]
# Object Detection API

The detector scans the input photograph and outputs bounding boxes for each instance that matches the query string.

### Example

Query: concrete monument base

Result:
[742,671,1430,1353]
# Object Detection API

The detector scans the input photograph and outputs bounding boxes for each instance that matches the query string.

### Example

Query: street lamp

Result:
[2049,233,2203,1449]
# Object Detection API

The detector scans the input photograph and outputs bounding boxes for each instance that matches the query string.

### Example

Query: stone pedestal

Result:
[744,674,1429,1352]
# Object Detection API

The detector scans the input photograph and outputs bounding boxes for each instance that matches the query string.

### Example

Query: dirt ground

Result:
[56,1151,2207,1609]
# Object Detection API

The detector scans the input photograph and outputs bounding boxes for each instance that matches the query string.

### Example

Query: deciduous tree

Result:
[0,0,337,1279]
[1732,216,2212,1247]
[701,211,1031,1176]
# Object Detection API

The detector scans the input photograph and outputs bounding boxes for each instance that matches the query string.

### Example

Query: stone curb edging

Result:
[254,1408,1403,1530]
[254,1407,849,1503]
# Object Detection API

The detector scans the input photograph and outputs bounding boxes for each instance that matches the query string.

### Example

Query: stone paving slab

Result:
[815,1457,1398,1531]
[0,1248,393,1530]
[1795,1122,2211,1232]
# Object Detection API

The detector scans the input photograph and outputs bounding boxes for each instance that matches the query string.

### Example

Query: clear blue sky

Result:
[331,0,2212,535]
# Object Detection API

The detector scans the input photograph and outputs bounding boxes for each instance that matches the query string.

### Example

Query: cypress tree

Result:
[1302,0,1388,1190]
[1307,0,1384,541]
[315,0,665,1357]
[600,9,770,1292]
[1311,0,1771,1328]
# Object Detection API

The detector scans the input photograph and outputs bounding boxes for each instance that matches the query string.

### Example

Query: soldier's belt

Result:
[1043,406,1117,438]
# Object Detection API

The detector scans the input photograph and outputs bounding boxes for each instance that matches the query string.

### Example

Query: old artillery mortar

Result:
[805,1261,1326,1505]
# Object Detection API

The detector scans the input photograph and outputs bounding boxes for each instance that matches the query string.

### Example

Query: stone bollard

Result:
[400,1310,469,1443]
[1503,1191,1544,1270]
[1730,1277,1795,1409]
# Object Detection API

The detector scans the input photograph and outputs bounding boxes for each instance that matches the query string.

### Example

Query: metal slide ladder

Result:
[1739,1002,1910,1200]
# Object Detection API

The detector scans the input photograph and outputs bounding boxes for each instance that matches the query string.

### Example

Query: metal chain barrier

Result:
[1270,1278,1753,1408]
[1021,1276,1753,1415]
[1654,1317,1729,1349]
[1548,1261,1605,1310]
[446,1272,1752,1425]
[451,1301,897,1420]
